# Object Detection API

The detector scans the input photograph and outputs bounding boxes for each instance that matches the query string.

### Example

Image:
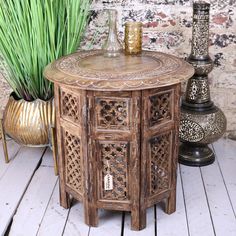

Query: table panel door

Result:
[141,84,180,205]
[87,91,141,210]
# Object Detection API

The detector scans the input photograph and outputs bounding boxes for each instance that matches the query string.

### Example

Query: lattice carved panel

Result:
[99,142,129,201]
[61,90,80,124]
[96,98,130,130]
[149,92,172,126]
[149,133,171,195]
[64,130,83,194]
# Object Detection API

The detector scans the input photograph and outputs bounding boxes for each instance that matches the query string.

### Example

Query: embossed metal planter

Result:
[179,2,227,166]
[3,93,55,147]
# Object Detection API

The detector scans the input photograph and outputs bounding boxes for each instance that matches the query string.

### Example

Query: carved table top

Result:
[44,50,194,91]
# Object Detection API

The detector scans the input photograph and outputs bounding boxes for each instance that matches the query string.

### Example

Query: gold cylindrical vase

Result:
[124,22,142,55]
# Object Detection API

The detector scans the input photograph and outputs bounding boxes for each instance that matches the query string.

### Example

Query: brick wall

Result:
[0,0,235,134]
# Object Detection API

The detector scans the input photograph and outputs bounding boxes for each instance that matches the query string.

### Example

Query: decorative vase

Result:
[3,93,55,147]
[102,9,123,57]
[124,22,143,55]
[178,2,227,166]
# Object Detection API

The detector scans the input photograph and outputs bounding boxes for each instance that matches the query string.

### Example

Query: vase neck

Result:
[190,2,210,60]
[103,9,122,57]
[107,10,119,42]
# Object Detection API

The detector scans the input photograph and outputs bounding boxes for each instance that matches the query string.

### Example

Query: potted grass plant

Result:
[0,0,90,146]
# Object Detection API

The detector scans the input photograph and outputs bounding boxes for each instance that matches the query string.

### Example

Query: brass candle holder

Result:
[124,22,142,55]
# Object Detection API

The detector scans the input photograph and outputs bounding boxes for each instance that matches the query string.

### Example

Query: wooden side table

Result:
[44,50,194,230]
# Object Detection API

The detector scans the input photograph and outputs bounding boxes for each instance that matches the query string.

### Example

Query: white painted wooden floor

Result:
[0,138,236,236]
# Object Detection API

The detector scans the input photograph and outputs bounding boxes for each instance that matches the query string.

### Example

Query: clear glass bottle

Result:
[102,9,123,57]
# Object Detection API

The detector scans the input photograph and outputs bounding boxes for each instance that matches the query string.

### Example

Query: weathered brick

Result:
[217,0,236,10]
[146,0,176,5]
[210,33,236,47]
[222,108,236,132]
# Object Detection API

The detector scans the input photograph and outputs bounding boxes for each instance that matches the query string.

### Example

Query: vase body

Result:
[102,9,122,57]
[179,2,227,166]
[3,94,55,146]
[124,22,142,55]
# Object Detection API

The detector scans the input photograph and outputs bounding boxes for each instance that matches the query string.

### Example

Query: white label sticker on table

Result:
[104,174,113,190]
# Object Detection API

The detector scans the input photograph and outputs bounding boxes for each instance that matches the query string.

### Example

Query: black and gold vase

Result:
[179,2,227,166]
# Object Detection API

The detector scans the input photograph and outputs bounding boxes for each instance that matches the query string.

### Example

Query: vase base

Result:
[178,143,215,167]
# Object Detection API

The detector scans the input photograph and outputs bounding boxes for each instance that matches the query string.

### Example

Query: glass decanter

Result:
[102,9,123,57]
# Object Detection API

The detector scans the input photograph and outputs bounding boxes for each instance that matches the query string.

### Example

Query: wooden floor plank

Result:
[37,180,70,236]
[89,210,123,236]
[0,147,45,235]
[40,148,56,168]
[156,166,189,236]
[0,140,21,180]
[180,164,215,236]
[63,201,90,236]
[199,142,236,236]
[0,138,235,235]
[9,149,57,236]
[123,206,155,235]
[213,139,236,214]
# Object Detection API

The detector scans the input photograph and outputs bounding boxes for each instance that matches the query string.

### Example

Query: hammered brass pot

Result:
[3,93,55,146]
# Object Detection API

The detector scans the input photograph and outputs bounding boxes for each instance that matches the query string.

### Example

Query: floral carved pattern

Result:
[65,131,83,194]
[100,142,128,201]
[44,50,194,91]
[186,78,210,103]
[179,110,226,144]
[150,133,171,195]
[96,98,129,129]
[192,21,209,57]
[191,6,210,58]
[149,92,172,126]
[179,119,204,142]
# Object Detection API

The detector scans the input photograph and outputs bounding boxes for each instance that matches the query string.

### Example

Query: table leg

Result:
[59,184,70,209]
[165,188,176,214]
[131,207,146,231]
[50,126,59,176]
[84,201,98,227]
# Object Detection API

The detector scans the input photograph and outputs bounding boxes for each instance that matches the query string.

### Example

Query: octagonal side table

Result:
[44,50,194,231]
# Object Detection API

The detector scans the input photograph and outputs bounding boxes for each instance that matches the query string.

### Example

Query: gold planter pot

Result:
[3,94,55,147]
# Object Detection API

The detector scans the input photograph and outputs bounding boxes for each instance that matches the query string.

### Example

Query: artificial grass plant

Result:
[0,0,90,101]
